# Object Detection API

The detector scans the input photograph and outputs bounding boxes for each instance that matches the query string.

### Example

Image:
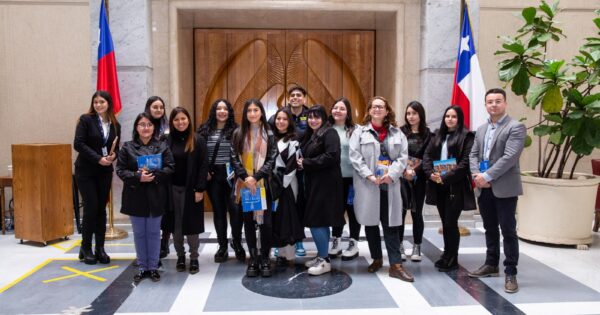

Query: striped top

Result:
[206,129,232,166]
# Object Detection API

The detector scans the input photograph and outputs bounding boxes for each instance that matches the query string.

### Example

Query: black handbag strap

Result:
[209,130,226,169]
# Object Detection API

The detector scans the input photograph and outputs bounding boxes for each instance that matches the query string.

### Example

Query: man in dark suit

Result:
[468,88,526,293]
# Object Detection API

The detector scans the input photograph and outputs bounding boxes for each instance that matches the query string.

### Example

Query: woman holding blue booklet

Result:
[230,99,277,277]
[423,105,476,272]
[117,112,175,283]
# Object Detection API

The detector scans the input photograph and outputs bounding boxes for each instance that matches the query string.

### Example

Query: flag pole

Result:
[103,0,127,241]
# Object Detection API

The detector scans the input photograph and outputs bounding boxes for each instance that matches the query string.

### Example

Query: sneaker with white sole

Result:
[328,237,342,257]
[400,243,407,261]
[341,238,359,261]
[304,257,319,268]
[410,244,422,262]
[308,257,331,276]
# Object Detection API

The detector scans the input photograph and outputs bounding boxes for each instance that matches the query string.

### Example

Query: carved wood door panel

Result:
[194,29,374,126]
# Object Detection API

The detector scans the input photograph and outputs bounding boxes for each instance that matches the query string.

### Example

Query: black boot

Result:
[214,245,229,263]
[176,256,186,272]
[95,247,110,264]
[189,259,199,274]
[246,249,260,277]
[79,247,97,265]
[260,252,272,277]
[231,239,246,262]
[437,255,459,272]
[160,237,170,259]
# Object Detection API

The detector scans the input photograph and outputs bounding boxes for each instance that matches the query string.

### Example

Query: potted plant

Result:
[495,1,600,248]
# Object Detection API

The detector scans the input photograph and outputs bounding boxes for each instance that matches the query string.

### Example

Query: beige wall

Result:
[478,0,600,174]
[0,0,92,173]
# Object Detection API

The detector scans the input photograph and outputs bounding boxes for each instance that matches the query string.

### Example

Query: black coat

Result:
[116,138,175,217]
[423,129,476,210]
[74,113,121,175]
[301,127,344,227]
[165,134,209,235]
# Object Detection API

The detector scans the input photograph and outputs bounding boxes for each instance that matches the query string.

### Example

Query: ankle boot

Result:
[176,256,186,272]
[437,255,459,272]
[246,249,260,277]
[231,239,246,262]
[79,247,97,265]
[95,247,110,264]
[260,251,272,277]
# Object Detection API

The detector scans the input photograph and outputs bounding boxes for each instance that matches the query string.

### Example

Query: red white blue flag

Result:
[451,6,486,130]
[97,0,122,114]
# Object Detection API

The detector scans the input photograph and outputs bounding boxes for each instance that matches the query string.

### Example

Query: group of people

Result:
[73,85,525,293]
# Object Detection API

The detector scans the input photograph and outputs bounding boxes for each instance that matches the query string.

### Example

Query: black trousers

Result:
[365,190,402,265]
[399,177,426,244]
[478,188,519,275]
[436,186,463,258]
[207,165,243,247]
[242,207,273,257]
[332,178,361,240]
[76,172,112,249]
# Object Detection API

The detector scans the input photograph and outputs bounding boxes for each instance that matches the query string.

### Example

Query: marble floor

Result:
[1,214,599,315]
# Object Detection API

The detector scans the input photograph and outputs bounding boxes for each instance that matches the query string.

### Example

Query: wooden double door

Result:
[194,29,374,125]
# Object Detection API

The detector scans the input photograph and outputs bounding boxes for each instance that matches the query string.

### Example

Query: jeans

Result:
[399,177,426,244]
[436,186,463,258]
[365,190,402,265]
[172,185,200,259]
[311,227,330,258]
[207,165,242,246]
[130,215,162,271]
[332,178,361,240]
[478,188,519,275]
[76,172,112,249]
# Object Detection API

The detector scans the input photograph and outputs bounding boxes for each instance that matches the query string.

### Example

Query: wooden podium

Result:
[12,144,73,245]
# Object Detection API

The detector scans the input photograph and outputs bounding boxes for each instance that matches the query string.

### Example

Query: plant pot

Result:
[517,172,600,247]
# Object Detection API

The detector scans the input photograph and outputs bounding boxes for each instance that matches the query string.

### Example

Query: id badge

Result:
[102,147,108,156]
[480,160,490,172]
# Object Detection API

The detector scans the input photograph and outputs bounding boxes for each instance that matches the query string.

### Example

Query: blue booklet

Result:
[433,158,457,175]
[137,154,162,171]
[240,187,268,212]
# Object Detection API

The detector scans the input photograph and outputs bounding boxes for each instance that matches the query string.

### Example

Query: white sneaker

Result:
[410,244,422,262]
[304,256,319,268]
[328,237,342,257]
[341,238,359,261]
[308,257,331,276]
[400,243,407,261]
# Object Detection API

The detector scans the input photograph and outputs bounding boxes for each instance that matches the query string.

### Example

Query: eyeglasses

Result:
[290,93,304,97]
[137,123,154,128]
[371,105,386,110]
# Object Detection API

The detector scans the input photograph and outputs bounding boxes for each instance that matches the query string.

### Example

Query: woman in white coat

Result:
[349,96,414,282]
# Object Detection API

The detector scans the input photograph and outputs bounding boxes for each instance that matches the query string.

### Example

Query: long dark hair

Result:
[232,99,270,153]
[302,104,329,145]
[433,105,465,148]
[401,101,428,136]
[270,108,296,142]
[132,112,154,142]
[169,107,195,152]
[144,96,169,139]
[362,96,397,129]
[197,98,237,139]
[328,97,355,138]
[87,90,118,126]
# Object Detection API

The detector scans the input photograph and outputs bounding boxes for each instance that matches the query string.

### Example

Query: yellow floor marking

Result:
[64,239,82,252]
[43,265,120,283]
[0,259,54,294]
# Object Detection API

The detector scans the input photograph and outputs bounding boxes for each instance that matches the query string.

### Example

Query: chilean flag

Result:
[97,0,122,114]
[451,6,486,130]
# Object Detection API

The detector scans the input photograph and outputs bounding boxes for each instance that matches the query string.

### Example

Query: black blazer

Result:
[74,113,121,176]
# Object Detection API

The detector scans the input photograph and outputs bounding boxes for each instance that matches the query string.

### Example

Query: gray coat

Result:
[469,115,526,198]
[349,124,408,227]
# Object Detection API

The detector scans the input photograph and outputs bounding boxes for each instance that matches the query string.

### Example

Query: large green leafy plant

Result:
[496,1,600,179]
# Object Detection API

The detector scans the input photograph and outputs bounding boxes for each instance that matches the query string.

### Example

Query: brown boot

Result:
[389,264,414,282]
[367,259,383,273]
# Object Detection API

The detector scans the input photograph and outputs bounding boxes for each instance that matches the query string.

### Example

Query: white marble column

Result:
[90,0,153,218]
